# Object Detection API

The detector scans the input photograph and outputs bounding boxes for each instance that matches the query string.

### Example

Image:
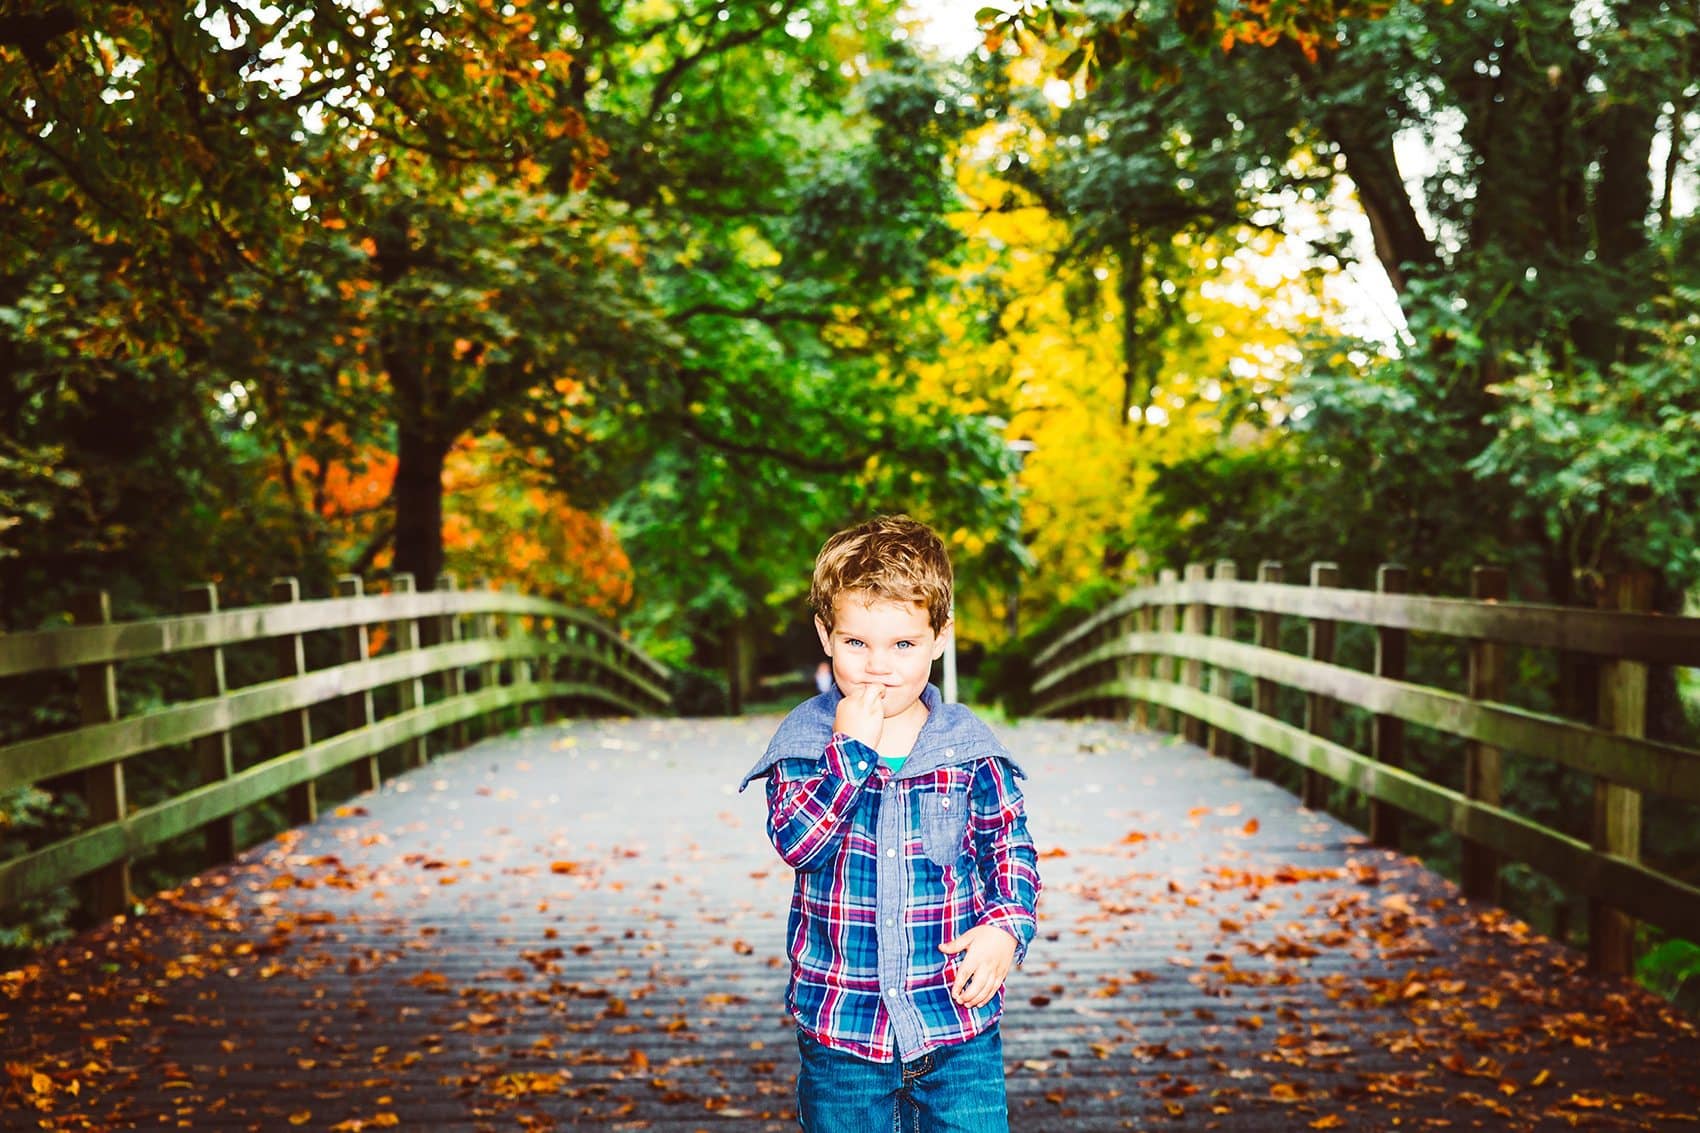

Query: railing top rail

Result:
[0,588,667,682]
[1034,576,1700,669]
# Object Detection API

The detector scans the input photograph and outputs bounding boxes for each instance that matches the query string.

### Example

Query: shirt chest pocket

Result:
[918,789,970,867]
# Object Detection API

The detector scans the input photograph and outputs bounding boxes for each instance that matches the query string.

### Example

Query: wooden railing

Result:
[1031,560,1700,975]
[0,573,671,918]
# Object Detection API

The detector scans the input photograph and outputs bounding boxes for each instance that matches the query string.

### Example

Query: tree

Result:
[564,7,1028,704]
[976,0,1697,602]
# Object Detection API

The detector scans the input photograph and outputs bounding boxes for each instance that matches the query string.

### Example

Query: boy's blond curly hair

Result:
[810,515,953,634]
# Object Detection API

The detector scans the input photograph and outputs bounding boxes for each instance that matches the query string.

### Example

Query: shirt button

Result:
[857,760,868,771]
[946,747,955,758]
[886,917,896,927]
[886,849,896,858]
[940,798,950,810]
[886,988,898,997]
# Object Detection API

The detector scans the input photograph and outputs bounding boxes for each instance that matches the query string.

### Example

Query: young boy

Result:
[739,515,1042,1131]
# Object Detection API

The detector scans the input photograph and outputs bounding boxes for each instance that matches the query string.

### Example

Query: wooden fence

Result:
[0,573,671,919]
[1031,561,1700,976]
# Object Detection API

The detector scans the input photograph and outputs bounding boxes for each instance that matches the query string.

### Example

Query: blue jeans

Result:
[795,1027,1009,1133]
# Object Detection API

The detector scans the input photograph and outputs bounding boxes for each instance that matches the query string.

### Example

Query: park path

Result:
[4,715,1698,1131]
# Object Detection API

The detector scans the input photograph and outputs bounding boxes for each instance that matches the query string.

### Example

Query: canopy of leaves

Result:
[970,0,1698,607]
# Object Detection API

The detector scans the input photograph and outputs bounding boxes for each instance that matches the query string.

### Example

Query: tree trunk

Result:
[723,618,761,715]
[1328,117,1441,301]
[392,426,450,589]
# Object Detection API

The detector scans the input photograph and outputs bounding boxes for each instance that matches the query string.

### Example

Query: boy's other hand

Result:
[940,925,1016,1009]
[834,682,885,751]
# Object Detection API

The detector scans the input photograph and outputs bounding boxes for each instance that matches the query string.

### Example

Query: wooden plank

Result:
[1250,562,1282,778]
[1591,571,1651,976]
[0,584,668,684]
[271,578,316,826]
[0,588,588,677]
[1302,563,1340,810]
[0,637,599,793]
[436,573,468,750]
[1206,560,1236,760]
[1034,631,1700,806]
[337,575,381,794]
[1040,676,1700,945]
[1462,566,1508,902]
[1132,599,1152,730]
[474,581,501,741]
[1370,565,1408,847]
[1033,577,1700,669]
[508,583,536,730]
[0,678,647,910]
[1181,564,1208,746]
[71,590,130,919]
[1155,569,1178,735]
[391,574,429,769]
[181,583,236,865]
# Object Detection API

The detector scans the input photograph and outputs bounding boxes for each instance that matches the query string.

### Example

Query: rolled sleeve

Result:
[764,736,879,872]
[969,758,1041,966]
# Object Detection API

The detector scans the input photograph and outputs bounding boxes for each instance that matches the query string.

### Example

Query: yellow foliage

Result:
[917,105,1348,648]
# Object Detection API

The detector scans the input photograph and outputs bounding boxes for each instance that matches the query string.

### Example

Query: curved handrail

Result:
[0,574,672,915]
[1029,562,1700,977]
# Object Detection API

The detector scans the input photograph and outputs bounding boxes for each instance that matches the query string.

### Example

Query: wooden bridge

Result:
[3,569,1700,1129]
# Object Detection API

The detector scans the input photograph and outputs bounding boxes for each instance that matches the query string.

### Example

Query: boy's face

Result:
[815,591,949,720]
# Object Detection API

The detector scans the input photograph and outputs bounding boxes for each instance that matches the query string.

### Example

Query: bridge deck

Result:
[5,716,1697,1131]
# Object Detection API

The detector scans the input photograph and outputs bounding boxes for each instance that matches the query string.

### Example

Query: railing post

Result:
[1302,562,1340,809]
[270,578,316,826]
[537,613,559,723]
[1250,562,1283,778]
[1114,592,1138,726]
[436,572,468,748]
[1591,570,1651,976]
[336,575,381,793]
[562,618,581,718]
[71,590,130,919]
[1182,563,1208,746]
[1369,565,1408,848]
[181,583,236,865]
[1154,568,1179,735]
[391,573,428,767]
[473,578,500,738]
[1207,560,1237,761]
[1461,566,1508,902]
[1133,584,1153,730]
[505,584,534,727]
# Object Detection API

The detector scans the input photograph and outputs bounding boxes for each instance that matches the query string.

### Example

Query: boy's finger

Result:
[952,965,976,999]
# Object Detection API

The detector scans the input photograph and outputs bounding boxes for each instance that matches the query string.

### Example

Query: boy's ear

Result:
[814,616,833,656]
[930,618,953,660]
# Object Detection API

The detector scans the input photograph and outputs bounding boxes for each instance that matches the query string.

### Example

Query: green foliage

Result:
[1638,937,1700,1015]
[1473,286,1700,595]
[0,787,81,966]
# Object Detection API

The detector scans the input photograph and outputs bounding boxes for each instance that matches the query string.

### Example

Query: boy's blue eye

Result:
[895,641,914,649]
[845,638,865,648]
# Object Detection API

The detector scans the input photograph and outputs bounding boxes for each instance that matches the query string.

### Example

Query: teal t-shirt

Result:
[880,754,905,773]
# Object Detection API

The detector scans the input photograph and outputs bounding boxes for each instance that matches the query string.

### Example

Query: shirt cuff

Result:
[981,905,1036,966]
[823,734,881,785]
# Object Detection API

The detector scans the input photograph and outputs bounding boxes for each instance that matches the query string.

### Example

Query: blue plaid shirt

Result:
[741,686,1041,1062]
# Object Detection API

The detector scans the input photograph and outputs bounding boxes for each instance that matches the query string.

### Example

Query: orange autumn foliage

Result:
[275,431,632,617]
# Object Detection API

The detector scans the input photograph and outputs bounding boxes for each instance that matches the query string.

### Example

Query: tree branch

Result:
[645,4,790,122]
[670,300,839,325]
